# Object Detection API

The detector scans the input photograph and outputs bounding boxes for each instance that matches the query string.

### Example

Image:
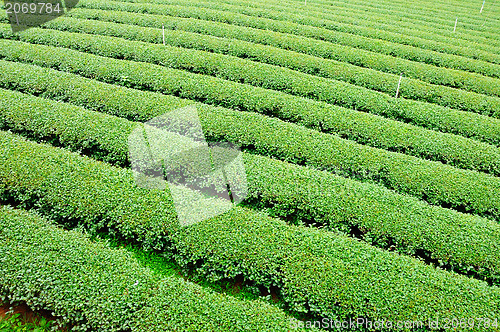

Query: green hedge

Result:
[73,0,500,97]
[2,87,500,282]
[1,49,500,221]
[2,35,500,174]
[126,0,498,39]
[149,0,500,51]
[7,24,500,140]
[0,206,299,331]
[1,131,500,328]
[38,12,500,116]
[318,0,500,38]
[0,84,133,167]
[9,23,500,134]
[101,0,500,78]
[176,0,500,40]
[151,0,500,64]
[164,0,500,44]
[244,153,500,282]
[0,60,187,122]
[201,0,500,57]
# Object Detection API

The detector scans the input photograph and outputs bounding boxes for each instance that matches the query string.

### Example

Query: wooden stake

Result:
[162,24,165,45]
[480,0,485,13]
[395,73,402,98]
[453,18,458,32]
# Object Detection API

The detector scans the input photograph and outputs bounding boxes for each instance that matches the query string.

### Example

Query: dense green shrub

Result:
[96,0,500,78]
[0,206,299,331]
[0,311,56,332]
[1,131,500,328]
[6,25,500,149]
[1,87,500,282]
[171,0,500,63]
[307,0,500,39]
[3,55,500,177]
[75,0,500,80]
[0,86,133,166]
[198,0,500,58]
[156,0,500,46]
[124,0,499,42]
[2,35,500,170]
[1,0,499,329]
[1,55,500,220]
[35,13,500,116]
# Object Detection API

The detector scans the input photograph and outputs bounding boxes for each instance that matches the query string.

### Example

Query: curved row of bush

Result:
[224,0,500,42]
[0,85,133,166]
[11,22,500,133]
[2,33,500,171]
[212,0,494,50]
[354,0,497,19]
[2,45,500,173]
[54,10,500,115]
[2,86,500,283]
[75,0,500,97]
[0,206,299,332]
[65,5,500,60]
[225,0,500,42]
[1,130,500,329]
[137,0,498,38]
[110,0,500,78]
[221,0,500,30]
[160,0,500,64]
[333,0,500,34]
[217,0,500,55]
[1,43,500,221]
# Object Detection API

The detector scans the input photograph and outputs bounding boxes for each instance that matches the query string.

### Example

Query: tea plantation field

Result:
[0,0,499,330]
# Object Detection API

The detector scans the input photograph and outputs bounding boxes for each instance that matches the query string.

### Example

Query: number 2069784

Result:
[5,2,62,14]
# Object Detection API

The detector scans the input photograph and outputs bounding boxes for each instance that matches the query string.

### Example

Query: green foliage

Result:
[144,0,500,51]
[189,0,500,59]
[243,154,500,282]
[0,312,56,332]
[0,206,300,331]
[123,0,498,38]
[102,236,266,304]
[0,84,134,167]
[2,60,500,223]
[32,13,500,117]
[3,24,500,149]
[80,0,500,79]
[0,0,499,328]
[1,130,500,328]
[75,0,500,93]
[1,87,500,282]
[2,59,500,179]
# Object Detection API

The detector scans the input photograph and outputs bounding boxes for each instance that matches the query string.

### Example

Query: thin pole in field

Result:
[395,73,403,98]
[480,0,485,13]
[162,24,165,45]
[453,18,458,32]
[14,11,19,26]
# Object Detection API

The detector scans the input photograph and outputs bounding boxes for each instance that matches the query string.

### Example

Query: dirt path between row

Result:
[0,302,67,331]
